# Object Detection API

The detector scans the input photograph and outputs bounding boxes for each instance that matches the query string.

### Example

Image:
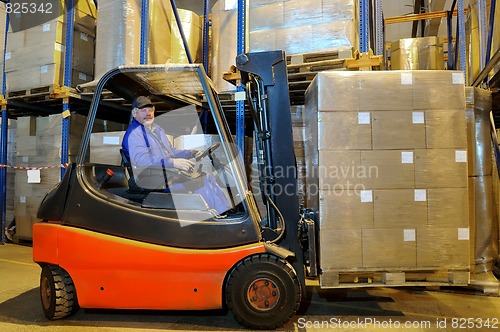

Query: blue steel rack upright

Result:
[236,0,246,153]
[1,4,9,243]
[61,0,76,178]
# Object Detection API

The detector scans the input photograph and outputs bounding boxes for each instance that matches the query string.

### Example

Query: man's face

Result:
[133,106,155,127]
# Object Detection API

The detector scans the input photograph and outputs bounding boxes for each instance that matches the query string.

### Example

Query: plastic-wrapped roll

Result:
[94,0,172,81]
[466,87,493,177]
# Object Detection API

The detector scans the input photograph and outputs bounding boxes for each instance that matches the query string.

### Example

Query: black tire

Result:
[40,265,79,320]
[226,254,301,330]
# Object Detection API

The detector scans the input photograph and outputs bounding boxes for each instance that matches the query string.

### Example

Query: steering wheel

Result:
[195,143,221,161]
[154,144,223,184]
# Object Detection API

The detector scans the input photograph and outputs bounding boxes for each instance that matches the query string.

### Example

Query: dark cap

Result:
[132,96,154,109]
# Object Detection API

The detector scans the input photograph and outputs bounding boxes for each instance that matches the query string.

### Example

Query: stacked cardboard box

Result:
[0,118,16,225]
[211,0,358,92]
[5,0,97,92]
[291,105,306,205]
[13,113,125,240]
[248,0,357,54]
[305,71,469,276]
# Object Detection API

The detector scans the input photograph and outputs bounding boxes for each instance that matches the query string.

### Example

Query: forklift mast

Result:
[236,51,307,286]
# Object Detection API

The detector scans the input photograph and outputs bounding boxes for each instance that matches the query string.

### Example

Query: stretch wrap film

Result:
[304,70,470,276]
[211,0,358,92]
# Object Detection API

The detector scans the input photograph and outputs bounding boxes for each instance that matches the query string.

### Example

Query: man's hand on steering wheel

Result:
[173,158,195,172]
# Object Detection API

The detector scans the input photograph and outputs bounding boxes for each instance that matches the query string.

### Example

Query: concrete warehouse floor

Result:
[1,243,500,332]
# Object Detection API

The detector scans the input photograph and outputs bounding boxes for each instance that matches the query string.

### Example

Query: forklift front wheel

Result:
[40,265,79,320]
[226,254,301,330]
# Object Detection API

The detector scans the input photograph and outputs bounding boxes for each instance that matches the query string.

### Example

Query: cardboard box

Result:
[319,228,362,269]
[363,228,417,268]
[412,71,466,110]
[427,188,469,227]
[319,189,373,229]
[360,150,415,189]
[16,116,36,136]
[6,31,25,51]
[417,227,470,268]
[16,136,37,156]
[425,110,467,149]
[318,150,362,190]
[249,2,284,31]
[414,149,468,188]
[5,42,64,72]
[90,131,126,165]
[313,72,362,111]
[9,1,96,32]
[318,112,372,150]
[372,111,425,149]
[358,71,414,111]
[373,189,427,228]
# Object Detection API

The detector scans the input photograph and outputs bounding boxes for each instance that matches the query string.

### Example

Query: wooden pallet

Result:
[286,50,353,104]
[320,269,470,289]
[6,85,60,100]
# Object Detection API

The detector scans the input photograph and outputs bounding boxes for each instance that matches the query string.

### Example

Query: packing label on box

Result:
[27,169,41,183]
[412,112,425,124]
[455,150,467,162]
[401,151,414,164]
[452,72,465,85]
[103,136,120,145]
[414,189,427,201]
[360,190,373,203]
[358,112,370,124]
[404,229,416,242]
[401,73,413,85]
[458,227,470,240]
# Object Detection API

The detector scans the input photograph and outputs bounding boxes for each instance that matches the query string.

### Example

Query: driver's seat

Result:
[120,148,142,192]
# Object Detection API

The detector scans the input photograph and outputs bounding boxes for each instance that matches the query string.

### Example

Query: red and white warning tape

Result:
[0,163,69,170]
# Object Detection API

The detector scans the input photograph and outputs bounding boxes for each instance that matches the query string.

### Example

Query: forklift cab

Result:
[37,64,263,248]
[34,54,305,330]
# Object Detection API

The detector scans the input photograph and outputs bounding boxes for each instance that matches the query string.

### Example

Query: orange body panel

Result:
[33,223,266,310]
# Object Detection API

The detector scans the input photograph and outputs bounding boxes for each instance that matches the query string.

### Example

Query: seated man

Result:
[122,96,231,215]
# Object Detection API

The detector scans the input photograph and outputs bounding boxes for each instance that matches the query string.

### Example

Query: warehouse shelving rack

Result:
[0,0,493,243]
[0,0,209,243]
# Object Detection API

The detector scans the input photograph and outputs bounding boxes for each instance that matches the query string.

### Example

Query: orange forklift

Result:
[33,51,316,330]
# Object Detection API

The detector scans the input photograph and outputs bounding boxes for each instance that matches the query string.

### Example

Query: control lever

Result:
[97,168,115,189]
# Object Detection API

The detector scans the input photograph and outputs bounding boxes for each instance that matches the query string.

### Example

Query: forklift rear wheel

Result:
[40,265,79,320]
[226,254,301,330]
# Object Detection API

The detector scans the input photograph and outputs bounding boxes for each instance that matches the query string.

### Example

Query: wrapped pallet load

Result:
[14,114,125,241]
[5,0,97,92]
[93,1,202,82]
[211,0,358,92]
[304,71,470,286]
[390,36,445,70]
[94,0,173,80]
